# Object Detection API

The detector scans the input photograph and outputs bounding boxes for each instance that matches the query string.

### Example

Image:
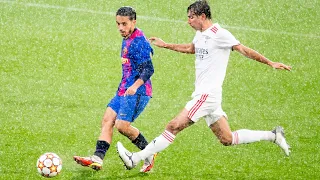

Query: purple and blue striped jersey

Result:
[117,28,154,96]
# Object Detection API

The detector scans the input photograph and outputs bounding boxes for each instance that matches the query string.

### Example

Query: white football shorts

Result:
[185,94,227,126]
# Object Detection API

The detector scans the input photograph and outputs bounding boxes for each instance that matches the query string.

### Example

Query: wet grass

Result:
[1,0,319,179]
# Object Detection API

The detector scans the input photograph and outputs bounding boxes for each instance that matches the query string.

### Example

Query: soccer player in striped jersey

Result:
[74,6,156,173]
[117,0,291,171]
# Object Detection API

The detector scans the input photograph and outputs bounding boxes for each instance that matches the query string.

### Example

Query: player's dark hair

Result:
[116,6,136,20]
[187,0,211,19]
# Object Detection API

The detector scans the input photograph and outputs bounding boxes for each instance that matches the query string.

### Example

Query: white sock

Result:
[134,130,175,161]
[232,129,275,145]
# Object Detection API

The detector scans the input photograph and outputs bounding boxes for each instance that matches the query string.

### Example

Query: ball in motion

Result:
[36,152,62,177]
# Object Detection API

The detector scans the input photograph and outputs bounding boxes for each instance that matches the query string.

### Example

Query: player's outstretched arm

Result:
[149,37,195,54]
[233,44,291,71]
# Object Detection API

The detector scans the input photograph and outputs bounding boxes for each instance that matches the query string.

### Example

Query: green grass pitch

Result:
[1,0,319,179]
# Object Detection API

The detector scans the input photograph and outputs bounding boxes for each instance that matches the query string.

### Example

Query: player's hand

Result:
[149,37,166,48]
[270,62,292,71]
[124,86,137,96]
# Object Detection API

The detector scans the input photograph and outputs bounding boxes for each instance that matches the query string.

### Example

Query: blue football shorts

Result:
[107,94,151,122]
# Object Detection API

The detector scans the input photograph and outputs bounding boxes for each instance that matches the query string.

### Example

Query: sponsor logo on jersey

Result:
[195,48,208,54]
[195,48,208,60]
[121,58,129,64]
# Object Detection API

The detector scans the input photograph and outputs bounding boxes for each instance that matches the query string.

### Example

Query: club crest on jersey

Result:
[204,36,210,43]
[122,47,128,56]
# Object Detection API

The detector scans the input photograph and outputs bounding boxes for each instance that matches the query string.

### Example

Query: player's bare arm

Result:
[149,37,195,54]
[125,58,154,96]
[233,44,291,71]
[125,79,144,96]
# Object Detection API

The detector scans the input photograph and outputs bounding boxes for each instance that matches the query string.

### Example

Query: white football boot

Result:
[272,126,291,156]
[117,142,138,170]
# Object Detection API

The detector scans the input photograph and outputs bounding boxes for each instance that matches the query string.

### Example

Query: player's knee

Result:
[114,121,129,133]
[101,117,115,127]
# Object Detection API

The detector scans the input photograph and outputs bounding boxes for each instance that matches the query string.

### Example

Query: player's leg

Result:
[114,95,157,172]
[95,107,117,158]
[114,95,150,149]
[207,115,233,146]
[115,120,139,140]
[117,94,213,170]
[207,106,275,145]
[74,96,119,170]
[115,119,156,172]
[207,107,290,155]
[138,108,193,157]
[117,108,193,169]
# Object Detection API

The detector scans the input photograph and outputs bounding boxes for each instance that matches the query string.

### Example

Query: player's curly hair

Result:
[187,0,211,19]
[116,6,136,20]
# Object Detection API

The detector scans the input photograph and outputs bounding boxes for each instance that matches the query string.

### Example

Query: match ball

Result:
[36,152,62,177]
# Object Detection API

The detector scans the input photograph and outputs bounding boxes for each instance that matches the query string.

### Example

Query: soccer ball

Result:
[36,152,62,177]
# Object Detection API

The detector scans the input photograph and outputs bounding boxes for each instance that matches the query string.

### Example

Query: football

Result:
[36,152,62,177]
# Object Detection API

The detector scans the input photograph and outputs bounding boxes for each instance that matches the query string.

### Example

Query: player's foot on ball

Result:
[272,126,291,156]
[140,153,157,173]
[73,155,103,170]
[116,142,138,170]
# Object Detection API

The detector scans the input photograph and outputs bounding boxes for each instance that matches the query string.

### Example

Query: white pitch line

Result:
[1,0,319,39]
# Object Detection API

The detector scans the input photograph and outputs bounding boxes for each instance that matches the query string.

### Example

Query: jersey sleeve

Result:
[130,37,154,82]
[130,37,153,64]
[215,28,240,49]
